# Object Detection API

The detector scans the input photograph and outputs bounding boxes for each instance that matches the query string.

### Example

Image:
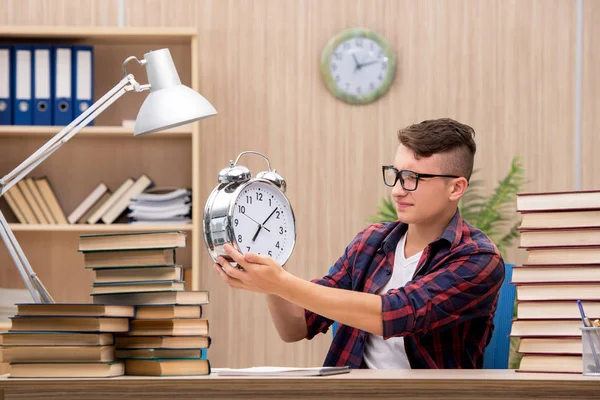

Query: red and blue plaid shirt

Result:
[305,210,505,369]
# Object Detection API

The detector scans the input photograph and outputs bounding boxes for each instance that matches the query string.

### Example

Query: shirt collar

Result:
[381,209,464,253]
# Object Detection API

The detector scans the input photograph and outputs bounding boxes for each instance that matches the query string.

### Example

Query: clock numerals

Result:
[275,241,280,249]
[343,42,350,50]
[245,196,253,204]
[335,74,341,82]
[334,52,342,61]
[256,192,263,201]
[246,246,250,252]
[356,86,362,95]
[234,218,239,227]
[238,235,243,243]
[331,62,337,71]
[378,74,384,81]
[268,198,272,207]
[238,205,246,214]
[279,226,284,234]
[355,38,363,47]
[381,61,388,70]
[268,250,272,256]
[369,82,375,90]
[275,210,281,219]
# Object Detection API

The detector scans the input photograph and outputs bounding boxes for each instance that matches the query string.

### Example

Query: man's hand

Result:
[213,243,288,295]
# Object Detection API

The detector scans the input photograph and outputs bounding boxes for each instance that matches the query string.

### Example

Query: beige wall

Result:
[1,0,595,368]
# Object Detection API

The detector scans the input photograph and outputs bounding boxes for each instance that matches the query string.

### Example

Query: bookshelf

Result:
[0,27,204,301]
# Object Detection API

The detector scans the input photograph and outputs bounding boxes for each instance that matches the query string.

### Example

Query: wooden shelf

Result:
[0,126,192,139]
[0,26,196,44]
[8,224,193,232]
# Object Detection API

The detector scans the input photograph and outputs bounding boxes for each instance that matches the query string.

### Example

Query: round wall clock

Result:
[321,28,396,105]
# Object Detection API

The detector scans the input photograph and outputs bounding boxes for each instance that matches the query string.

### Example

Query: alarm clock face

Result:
[230,180,295,265]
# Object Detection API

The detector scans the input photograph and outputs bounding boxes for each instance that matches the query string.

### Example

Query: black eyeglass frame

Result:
[382,165,461,191]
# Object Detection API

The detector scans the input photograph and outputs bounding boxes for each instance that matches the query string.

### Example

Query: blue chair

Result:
[330,263,516,369]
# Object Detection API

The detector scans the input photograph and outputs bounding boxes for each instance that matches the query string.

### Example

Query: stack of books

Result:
[0,303,133,378]
[82,230,211,376]
[127,188,192,225]
[512,190,600,374]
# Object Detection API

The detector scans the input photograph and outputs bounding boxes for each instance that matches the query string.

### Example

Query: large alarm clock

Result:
[203,151,296,266]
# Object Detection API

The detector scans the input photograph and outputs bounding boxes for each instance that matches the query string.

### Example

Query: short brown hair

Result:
[397,118,476,181]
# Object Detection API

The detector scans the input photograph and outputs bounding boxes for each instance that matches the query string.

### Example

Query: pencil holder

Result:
[581,327,600,376]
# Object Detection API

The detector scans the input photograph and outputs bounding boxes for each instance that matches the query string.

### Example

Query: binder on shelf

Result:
[32,45,53,126]
[52,45,72,126]
[0,44,12,125]
[12,45,33,125]
[72,45,94,125]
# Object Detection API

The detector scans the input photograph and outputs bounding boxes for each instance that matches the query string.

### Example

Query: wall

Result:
[0,0,594,368]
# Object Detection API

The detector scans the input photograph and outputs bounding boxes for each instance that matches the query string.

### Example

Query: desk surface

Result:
[0,369,599,400]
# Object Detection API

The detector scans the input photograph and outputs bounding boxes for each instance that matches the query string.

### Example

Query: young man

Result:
[213,118,505,369]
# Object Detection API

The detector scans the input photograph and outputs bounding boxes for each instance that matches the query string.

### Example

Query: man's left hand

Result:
[213,243,289,295]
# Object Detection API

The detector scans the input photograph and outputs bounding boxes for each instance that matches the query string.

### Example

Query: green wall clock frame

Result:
[321,28,396,105]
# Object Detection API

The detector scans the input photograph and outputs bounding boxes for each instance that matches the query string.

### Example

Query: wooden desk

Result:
[0,370,598,399]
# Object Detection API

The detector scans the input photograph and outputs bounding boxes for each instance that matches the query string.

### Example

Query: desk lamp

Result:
[0,48,217,303]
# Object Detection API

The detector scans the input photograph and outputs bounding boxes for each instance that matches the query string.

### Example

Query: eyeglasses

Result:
[382,165,461,191]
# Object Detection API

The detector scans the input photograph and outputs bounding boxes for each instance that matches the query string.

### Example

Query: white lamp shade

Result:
[134,49,217,136]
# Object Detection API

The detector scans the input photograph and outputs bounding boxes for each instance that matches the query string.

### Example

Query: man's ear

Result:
[448,177,469,202]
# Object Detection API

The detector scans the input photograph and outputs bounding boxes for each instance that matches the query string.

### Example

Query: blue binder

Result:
[32,45,53,125]
[0,44,11,125]
[12,45,33,125]
[72,45,94,125]
[52,45,73,126]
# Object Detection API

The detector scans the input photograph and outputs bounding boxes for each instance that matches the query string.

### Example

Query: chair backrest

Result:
[482,263,516,369]
[331,263,516,369]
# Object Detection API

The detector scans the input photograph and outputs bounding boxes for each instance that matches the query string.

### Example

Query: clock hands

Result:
[242,213,270,232]
[352,53,361,72]
[358,60,380,68]
[250,207,279,243]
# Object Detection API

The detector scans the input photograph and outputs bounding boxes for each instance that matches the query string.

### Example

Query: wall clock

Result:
[321,28,396,105]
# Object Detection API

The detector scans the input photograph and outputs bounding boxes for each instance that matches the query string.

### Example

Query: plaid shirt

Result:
[305,210,505,369]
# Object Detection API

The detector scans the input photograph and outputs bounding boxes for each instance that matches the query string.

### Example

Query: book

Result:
[134,305,202,320]
[15,303,135,318]
[517,300,600,319]
[214,366,351,377]
[517,354,582,374]
[26,177,55,224]
[518,337,582,355]
[510,319,584,337]
[126,318,208,336]
[0,332,114,346]
[68,182,109,224]
[6,184,37,224]
[519,228,600,248]
[34,177,68,224]
[17,180,46,223]
[512,265,600,283]
[132,188,191,202]
[1,345,115,363]
[124,358,210,376]
[116,348,207,359]
[514,282,600,301]
[93,290,209,306]
[3,190,28,224]
[84,248,176,268]
[87,178,134,224]
[9,316,130,333]
[524,246,600,265]
[93,266,183,283]
[516,190,600,212]
[102,174,154,224]
[9,361,124,378]
[519,209,600,229]
[78,191,111,224]
[114,335,211,349]
[91,280,185,295]
[79,231,186,252]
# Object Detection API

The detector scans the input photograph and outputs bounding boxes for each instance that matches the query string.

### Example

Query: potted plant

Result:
[368,156,526,368]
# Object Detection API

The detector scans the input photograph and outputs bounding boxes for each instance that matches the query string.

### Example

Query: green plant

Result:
[368,156,526,369]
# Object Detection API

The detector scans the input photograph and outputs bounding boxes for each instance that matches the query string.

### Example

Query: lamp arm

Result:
[0,74,141,196]
[0,73,148,304]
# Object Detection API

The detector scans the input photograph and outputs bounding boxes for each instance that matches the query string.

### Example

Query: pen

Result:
[578,300,600,371]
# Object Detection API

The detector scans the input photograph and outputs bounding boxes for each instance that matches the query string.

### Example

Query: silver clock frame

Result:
[202,152,297,266]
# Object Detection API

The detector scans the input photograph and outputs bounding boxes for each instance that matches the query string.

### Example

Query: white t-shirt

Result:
[362,232,423,369]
